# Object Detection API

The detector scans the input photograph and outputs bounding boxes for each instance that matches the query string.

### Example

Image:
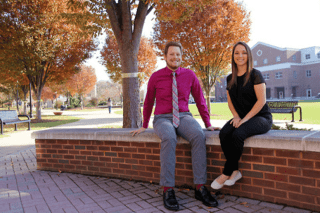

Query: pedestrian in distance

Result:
[131,41,220,211]
[107,98,112,114]
[211,41,272,190]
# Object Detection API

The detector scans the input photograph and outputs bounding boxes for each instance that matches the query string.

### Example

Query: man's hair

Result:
[164,41,183,56]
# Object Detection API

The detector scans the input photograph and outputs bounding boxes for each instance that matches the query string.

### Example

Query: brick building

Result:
[215,42,320,101]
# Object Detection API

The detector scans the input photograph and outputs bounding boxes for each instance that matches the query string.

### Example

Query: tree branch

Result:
[105,1,121,41]
[147,3,155,15]
[132,0,149,51]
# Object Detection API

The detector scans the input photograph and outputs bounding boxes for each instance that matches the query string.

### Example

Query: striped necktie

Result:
[172,72,179,128]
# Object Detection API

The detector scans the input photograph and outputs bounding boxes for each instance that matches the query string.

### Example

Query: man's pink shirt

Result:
[143,67,212,128]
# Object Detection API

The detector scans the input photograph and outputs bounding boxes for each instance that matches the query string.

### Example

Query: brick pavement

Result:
[1,148,319,213]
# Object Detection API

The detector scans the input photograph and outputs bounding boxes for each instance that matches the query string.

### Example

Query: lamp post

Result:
[55,92,58,110]
[29,82,33,118]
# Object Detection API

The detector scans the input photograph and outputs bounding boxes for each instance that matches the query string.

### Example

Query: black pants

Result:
[219,115,272,176]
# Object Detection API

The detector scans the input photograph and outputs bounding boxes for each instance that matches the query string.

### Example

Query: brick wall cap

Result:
[31,128,320,152]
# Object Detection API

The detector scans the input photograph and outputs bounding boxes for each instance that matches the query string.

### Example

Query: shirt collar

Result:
[165,66,181,75]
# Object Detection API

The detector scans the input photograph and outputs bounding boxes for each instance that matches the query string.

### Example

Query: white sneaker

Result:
[224,171,242,186]
[211,176,224,190]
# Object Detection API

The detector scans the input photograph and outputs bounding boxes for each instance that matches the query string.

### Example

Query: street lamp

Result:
[29,82,33,118]
[55,92,58,110]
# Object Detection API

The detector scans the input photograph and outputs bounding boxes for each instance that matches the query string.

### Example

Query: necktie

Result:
[172,72,179,128]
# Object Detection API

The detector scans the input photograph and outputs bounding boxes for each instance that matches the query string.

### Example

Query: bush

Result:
[54,100,63,109]
[98,101,107,105]
[70,97,81,108]
[89,97,98,107]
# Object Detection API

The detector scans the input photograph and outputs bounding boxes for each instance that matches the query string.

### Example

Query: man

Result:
[132,41,219,211]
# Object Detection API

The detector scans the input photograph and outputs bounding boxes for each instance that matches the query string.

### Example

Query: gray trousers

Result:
[153,112,207,187]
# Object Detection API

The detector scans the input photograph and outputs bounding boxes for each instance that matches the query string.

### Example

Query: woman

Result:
[211,41,272,189]
[107,98,112,114]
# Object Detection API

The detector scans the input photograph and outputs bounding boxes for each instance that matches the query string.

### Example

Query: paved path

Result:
[0,109,319,213]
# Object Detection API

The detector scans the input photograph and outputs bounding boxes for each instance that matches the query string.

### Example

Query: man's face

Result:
[164,46,182,71]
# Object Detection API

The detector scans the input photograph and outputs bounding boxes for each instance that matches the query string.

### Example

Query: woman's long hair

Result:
[227,42,253,89]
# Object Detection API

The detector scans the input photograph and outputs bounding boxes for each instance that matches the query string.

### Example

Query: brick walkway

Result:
[1,148,318,213]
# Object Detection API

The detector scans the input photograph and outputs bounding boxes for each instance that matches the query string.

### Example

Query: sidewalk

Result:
[0,109,319,213]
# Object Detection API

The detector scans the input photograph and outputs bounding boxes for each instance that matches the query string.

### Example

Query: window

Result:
[306,89,312,97]
[254,60,257,66]
[306,70,311,77]
[263,73,269,80]
[293,71,297,79]
[275,72,283,79]
[292,55,296,61]
[276,56,281,62]
[317,53,320,59]
[257,50,262,56]
[263,59,268,64]
[306,54,310,59]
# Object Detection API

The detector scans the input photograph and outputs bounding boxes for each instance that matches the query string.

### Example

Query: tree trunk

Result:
[204,86,211,115]
[24,97,27,115]
[36,93,41,120]
[80,95,83,110]
[16,87,20,114]
[120,46,142,128]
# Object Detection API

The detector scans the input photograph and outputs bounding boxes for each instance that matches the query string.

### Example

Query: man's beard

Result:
[166,60,180,71]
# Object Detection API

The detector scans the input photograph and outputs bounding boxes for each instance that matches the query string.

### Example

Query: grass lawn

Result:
[114,102,320,124]
[0,115,81,135]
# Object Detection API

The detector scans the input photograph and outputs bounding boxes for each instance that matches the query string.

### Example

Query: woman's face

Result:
[233,44,248,67]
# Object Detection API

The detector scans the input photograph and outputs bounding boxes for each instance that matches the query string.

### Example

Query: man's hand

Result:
[131,127,146,136]
[207,126,220,131]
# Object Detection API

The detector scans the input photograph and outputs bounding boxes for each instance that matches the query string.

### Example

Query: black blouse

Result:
[226,69,271,119]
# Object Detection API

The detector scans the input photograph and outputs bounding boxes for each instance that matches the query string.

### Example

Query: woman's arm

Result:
[227,91,241,127]
[235,83,266,128]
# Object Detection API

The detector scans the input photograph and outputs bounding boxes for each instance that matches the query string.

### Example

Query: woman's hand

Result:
[207,126,221,131]
[230,117,241,128]
[131,127,146,136]
[233,118,249,128]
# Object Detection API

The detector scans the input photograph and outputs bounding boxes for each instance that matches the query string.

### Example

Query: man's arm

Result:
[190,73,211,128]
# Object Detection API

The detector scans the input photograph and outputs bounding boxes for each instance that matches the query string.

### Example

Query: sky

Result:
[85,0,320,82]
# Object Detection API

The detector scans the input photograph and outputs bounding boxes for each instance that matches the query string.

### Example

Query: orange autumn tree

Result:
[0,0,96,119]
[153,0,251,114]
[69,0,215,128]
[66,65,97,110]
[101,35,157,87]
[0,67,30,114]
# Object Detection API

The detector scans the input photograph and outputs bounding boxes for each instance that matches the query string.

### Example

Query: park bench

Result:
[267,100,302,122]
[0,110,31,134]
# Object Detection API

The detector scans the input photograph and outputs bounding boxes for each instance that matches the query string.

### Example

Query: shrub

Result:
[54,100,63,109]
[70,97,81,108]
[89,97,98,107]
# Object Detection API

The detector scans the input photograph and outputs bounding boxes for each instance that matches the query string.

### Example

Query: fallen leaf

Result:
[245,205,249,207]
[150,181,152,183]
[240,202,248,205]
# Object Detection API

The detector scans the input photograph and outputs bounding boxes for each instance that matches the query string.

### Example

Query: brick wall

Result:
[35,139,320,211]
